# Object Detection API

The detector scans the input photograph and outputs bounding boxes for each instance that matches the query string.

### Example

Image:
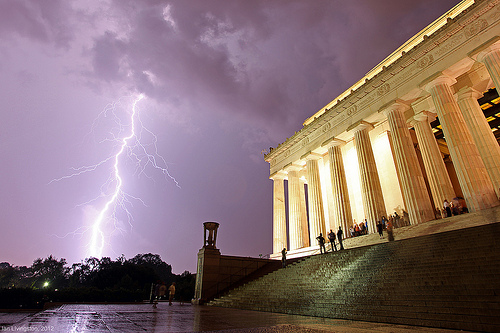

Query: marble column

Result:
[457,86,500,197]
[352,122,386,233]
[326,140,353,234]
[411,112,456,209]
[424,76,498,211]
[383,103,434,224]
[299,174,310,247]
[305,155,326,245]
[286,169,305,250]
[271,173,287,253]
[477,43,500,97]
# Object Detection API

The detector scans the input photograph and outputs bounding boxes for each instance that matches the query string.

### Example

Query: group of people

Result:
[152,281,176,308]
[442,198,468,218]
[317,227,345,254]
[280,197,475,265]
[281,212,415,266]
[376,217,394,241]
[349,220,368,238]
[280,226,345,267]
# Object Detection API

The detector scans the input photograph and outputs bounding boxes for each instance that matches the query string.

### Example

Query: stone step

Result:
[208,221,500,332]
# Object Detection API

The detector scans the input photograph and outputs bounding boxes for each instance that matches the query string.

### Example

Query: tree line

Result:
[0,253,195,309]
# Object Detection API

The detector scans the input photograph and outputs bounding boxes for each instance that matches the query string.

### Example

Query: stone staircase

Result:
[208,222,500,332]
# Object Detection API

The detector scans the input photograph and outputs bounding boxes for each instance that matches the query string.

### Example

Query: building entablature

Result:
[266,0,500,176]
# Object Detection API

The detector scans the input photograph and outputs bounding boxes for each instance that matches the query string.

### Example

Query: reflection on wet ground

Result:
[3,303,470,332]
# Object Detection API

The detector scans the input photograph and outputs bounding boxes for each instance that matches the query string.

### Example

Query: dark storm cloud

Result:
[92,31,127,82]
[85,0,460,141]
[0,0,461,139]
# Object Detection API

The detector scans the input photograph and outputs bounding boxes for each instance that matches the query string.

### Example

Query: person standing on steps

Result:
[337,226,344,250]
[281,248,287,268]
[377,221,384,239]
[444,199,452,217]
[387,220,394,242]
[316,233,326,254]
[328,229,337,252]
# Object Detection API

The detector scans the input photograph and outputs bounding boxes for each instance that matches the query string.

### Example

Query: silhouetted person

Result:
[153,281,166,308]
[377,221,383,239]
[387,220,394,242]
[149,283,155,304]
[159,282,167,299]
[444,199,452,217]
[328,229,337,252]
[281,248,287,268]
[168,282,176,306]
[337,227,344,250]
[316,233,326,254]
[435,207,442,219]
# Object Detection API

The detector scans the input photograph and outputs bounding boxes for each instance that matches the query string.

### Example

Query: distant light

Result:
[481,103,493,110]
[492,128,498,132]
[43,281,49,288]
[486,116,496,122]
[490,97,500,104]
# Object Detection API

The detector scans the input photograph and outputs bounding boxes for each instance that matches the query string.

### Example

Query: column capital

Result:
[412,111,436,124]
[321,137,346,149]
[301,152,322,163]
[379,100,410,117]
[347,120,374,134]
[423,74,457,92]
[283,163,303,173]
[456,86,483,101]
[471,37,500,62]
[411,95,435,114]
[269,170,287,180]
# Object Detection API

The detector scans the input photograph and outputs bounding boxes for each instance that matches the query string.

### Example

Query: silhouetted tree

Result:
[175,270,195,302]
[0,253,191,306]
[31,255,69,289]
[127,253,173,284]
[0,262,14,288]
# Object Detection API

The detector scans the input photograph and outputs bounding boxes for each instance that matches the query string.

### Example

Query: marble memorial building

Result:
[264,0,500,259]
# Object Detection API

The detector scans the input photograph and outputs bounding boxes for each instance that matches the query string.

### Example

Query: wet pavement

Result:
[2,303,472,332]
[4,209,497,332]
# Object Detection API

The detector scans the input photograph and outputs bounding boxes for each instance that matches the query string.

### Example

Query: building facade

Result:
[264,0,500,259]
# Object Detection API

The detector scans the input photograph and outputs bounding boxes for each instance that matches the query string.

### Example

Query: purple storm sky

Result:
[0,0,461,274]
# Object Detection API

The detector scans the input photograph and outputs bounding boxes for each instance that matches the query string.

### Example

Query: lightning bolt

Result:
[51,94,179,258]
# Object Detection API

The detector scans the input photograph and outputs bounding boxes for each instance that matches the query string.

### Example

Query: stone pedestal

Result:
[193,221,221,305]
[193,247,221,305]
